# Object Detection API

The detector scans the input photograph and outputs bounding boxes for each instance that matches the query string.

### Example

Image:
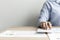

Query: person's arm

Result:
[38,1,52,29]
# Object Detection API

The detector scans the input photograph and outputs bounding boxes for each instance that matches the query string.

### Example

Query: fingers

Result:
[47,22,52,29]
[42,22,46,29]
[40,22,46,29]
[40,22,52,30]
[45,22,49,30]
[41,22,47,29]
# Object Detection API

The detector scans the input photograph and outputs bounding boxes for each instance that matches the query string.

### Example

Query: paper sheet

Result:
[0,30,47,37]
[48,33,60,40]
[37,28,60,40]
[37,28,60,33]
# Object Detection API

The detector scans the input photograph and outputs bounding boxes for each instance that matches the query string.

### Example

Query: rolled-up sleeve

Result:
[38,1,51,23]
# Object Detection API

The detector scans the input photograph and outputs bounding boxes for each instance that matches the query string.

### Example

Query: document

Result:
[48,33,60,40]
[37,27,60,33]
[37,27,60,40]
[0,30,47,37]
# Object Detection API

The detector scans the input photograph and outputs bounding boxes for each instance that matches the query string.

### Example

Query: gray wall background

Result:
[0,0,46,31]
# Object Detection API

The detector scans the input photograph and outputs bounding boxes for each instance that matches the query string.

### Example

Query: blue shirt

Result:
[39,0,60,26]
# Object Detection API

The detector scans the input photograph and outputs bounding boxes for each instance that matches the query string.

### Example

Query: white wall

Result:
[0,0,46,30]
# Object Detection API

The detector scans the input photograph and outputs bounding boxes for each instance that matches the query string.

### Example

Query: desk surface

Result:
[0,37,49,40]
[7,26,37,31]
[0,26,60,40]
[0,26,52,40]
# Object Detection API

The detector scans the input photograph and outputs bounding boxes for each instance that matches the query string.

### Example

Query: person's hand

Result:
[40,22,52,30]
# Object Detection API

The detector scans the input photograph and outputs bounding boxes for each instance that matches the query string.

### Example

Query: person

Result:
[38,0,60,29]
